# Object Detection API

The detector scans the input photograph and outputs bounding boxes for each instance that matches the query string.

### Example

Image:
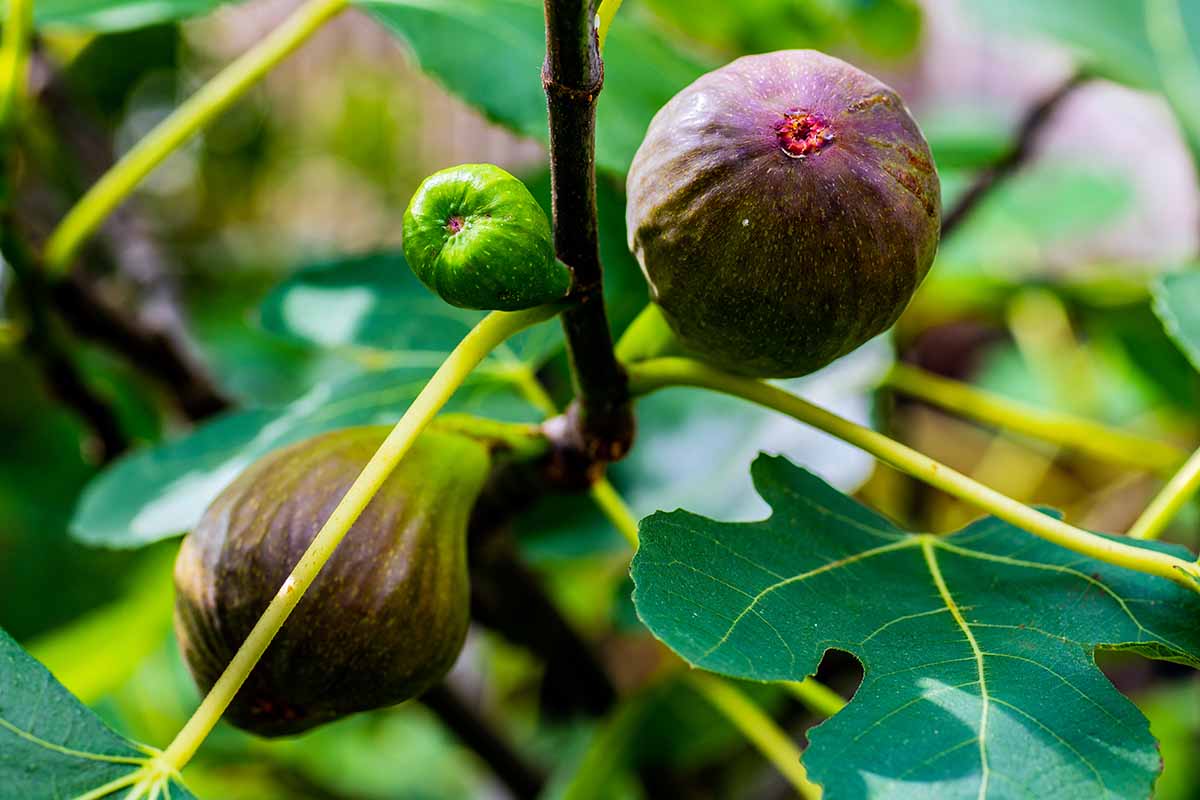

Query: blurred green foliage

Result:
[4,0,1200,797]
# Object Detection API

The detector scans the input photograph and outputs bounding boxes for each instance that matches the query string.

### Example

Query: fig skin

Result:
[626,49,941,378]
[173,425,490,737]
[403,163,572,311]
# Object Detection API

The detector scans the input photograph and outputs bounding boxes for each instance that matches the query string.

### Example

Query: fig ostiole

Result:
[173,425,491,737]
[403,163,572,311]
[626,49,941,378]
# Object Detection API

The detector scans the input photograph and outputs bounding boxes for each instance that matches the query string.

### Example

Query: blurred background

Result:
[3,0,1200,797]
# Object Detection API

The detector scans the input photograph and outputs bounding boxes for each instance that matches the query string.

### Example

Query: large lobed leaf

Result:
[633,456,1200,799]
[0,627,195,799]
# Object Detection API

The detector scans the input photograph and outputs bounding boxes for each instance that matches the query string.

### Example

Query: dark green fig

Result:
[626,49,941,378]
[403,163,571,310]
[173,425,490,737]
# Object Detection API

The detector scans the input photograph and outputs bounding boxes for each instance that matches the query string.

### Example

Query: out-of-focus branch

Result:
[941,72,1089,237]
[465,451,618,718]
[421,684,547,800]
[0,214,128,461]
[28,49,230,420]
[52,274,230,420]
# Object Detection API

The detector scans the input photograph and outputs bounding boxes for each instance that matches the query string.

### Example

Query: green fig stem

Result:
[504,362,643,551]
[584,457,839,793]
[595,0,624,50]
[42,0,348,273]
[0,0,32,135]
[782,679,847,719]
[1127,446,1200,541]
[626,357,1200,593]
[506,351,837,792]
[614,303,679,365]
[507,354,836,789]
[156,305,560,774]
[588,477,639,549]
[686,673,821,799]
[884,363,1187,476]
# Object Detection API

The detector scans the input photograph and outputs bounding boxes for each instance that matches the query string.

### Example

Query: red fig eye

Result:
[445,215,465,234]
[775,110,833,158]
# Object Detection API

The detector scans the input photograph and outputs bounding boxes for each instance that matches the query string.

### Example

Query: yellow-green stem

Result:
[513,355,833,789]
[885,363,1186,476]
[589,476,639,549]
[505,363,558,417]
[783,679,846,719]
[157,306,558,771]
[627,358,1200,592]
[504,362,642,552]
[43,0,348,272]
[586,458,843,790]
[595,0,624,50]
[0,0,32,133]
[687,673,820,799]
[614,302,678,365]
[1128,446,1200,540]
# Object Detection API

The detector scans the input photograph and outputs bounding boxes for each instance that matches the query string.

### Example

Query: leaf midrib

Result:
[921,536,990,800]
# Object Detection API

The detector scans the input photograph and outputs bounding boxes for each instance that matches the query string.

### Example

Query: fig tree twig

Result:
[466,523,618,717]
[51,274,230,420]
[686,673,820,800]
[28,49,230,420]
[0,214,129,461]
[543,0,635,464]
[941,72,1089,237]
[421,684,547,800]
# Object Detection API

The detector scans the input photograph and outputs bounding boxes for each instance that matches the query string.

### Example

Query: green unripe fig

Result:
[173,425,490,737]
[626,50,941,378]
[403,163,572,310]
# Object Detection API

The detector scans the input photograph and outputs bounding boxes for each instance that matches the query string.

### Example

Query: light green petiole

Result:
[687,672,821,799]
[595,0,624,50]
[0,0,32,134]
[1128,446,1200,541]
[505,349,835,793]
[627,358,1200,592]
[884,363,1187,476]
[783,678,847,718]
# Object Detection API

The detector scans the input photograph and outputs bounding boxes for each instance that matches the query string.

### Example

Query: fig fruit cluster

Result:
[626,49,941,378]
[403,163,571,311]
[174,425,490,736]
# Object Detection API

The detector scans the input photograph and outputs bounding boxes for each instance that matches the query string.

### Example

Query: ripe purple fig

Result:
[626,49,941,377]
[173,426,489,736]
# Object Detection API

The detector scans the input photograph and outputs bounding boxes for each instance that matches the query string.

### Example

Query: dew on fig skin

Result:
[775,109,835,158]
